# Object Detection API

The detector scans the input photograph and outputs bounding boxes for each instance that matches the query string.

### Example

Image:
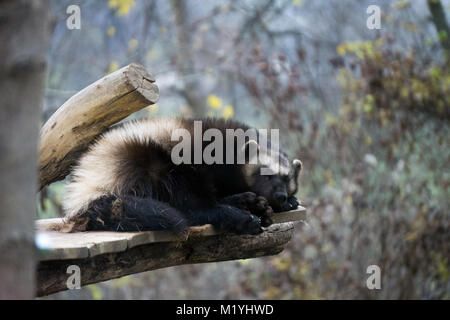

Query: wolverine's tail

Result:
[50,195,187,232]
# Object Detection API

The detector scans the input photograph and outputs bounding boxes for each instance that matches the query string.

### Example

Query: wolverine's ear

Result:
[241,140,259,162]
[241,139,259,152]
[293,159,302,172]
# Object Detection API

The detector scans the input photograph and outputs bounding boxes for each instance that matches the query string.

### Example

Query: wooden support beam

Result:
[35,207,306,296]
[38,63,159,189]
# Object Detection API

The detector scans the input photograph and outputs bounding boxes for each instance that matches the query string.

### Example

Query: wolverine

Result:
[59,118,302,235]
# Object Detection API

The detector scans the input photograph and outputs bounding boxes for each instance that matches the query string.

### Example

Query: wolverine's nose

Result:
[274,192,287,205]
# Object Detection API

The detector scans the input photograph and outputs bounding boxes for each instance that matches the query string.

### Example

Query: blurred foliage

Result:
[42,0,449,300]
[108,0,136,16]
[337,38,449,122]
[206,94,235,119]
[37,181,65,219]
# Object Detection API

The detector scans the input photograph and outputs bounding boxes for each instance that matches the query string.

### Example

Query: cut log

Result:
[35,207,305,297]
[38,63,159,189]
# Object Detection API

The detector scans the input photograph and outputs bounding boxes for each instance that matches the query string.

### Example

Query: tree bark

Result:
[0,0,51,299]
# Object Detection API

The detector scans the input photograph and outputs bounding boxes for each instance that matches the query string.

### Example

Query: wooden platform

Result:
[35,207,306,261]
[35,207,306,296]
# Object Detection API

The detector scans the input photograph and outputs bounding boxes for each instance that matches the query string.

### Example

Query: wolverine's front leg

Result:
[186,204,263,235]
[220,192,274,227]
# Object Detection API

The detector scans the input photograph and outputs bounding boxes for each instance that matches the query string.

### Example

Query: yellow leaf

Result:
[324,169,334,186]
[87,285,103,300]
[147,49,158,61]
[112,275,138,288]
[365,135,372,146]
[364,103,373,113]
[272,256,292,271]
[107,61,119,74]
[297,263,310,276]
[392,0,411,10]
[237,259,251,265]
[108,0,136,16]
[207,94,222,109]
[108,0,119,8]
[325,113,337,125]
[222,105,234,119]
[336,44,346,56]
[400,87,409,98]
[321,243,332,254]
[128,38,139,52]
[107,26,116,36]
[345,194,353,205]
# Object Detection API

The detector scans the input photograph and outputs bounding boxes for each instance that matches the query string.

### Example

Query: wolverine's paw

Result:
[221,192,273,226]
[246,195,273,228]
[287,196,299,209]
[221,192,257,209]
[278,196,299,212]
[235,214,263,235]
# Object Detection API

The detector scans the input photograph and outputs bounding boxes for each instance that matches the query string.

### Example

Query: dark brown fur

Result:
[61,118,301,235]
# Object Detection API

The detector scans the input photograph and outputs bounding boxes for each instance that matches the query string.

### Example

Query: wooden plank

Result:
[272,205,306,223]
[38,63,159,189]
[35,206,306,261]
[36,221,296,297]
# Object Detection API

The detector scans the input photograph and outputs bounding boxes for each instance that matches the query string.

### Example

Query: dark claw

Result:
[236,214,263,235]
[261,215,273,228]
[248,196,273,228]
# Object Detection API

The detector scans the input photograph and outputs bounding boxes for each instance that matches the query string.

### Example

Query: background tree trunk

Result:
[0,0,51,299]
[427,0,450,53]
[171,0,206,117]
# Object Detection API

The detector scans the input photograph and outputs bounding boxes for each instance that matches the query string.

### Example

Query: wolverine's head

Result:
[242,140,302,212]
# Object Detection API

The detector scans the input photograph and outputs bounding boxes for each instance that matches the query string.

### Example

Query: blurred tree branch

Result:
[234,0,276,45]
[171,0,206,117]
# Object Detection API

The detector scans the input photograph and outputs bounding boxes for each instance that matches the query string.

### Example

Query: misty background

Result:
[39,0,449,299]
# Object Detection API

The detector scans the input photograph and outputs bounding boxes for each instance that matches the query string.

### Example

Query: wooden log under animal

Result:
[35,208,306,297]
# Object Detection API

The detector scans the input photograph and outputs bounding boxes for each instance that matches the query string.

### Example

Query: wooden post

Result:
[39,63,159,189]
[0,0,51,299]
